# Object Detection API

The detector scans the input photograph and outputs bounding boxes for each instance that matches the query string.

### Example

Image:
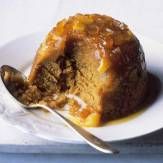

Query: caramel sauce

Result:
[107,108,146,125]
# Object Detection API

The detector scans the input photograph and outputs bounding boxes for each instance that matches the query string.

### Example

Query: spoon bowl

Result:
[0,65,28,108]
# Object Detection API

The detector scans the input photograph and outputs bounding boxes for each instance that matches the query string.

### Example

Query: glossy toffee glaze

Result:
[24,14,148,126]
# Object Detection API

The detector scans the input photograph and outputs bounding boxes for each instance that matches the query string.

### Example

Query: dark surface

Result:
[1,153,163,163]
[1,128,163,154]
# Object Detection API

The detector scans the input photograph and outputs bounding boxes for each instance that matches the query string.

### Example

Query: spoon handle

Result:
[30,104,119,154]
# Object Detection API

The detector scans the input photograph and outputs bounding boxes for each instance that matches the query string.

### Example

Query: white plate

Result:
[0,32,163,143]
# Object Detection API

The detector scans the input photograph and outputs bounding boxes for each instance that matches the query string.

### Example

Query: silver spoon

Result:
[0,65,119,154]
